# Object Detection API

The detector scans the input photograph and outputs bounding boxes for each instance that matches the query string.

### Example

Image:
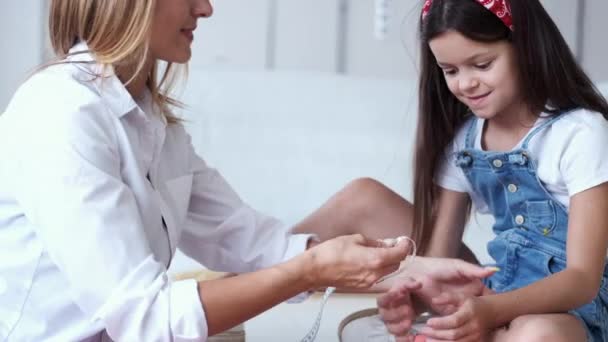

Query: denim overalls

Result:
[455,112,608,341]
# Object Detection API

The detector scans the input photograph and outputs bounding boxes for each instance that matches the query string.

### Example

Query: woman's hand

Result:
[303,234,412,289]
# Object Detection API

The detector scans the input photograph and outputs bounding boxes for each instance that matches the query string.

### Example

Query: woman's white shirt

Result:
[0,45,312,342]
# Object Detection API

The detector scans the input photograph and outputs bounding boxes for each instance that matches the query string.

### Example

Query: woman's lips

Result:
[181,29,194,41]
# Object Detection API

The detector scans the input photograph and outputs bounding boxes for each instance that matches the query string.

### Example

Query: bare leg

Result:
[489,314,587,342]
[293,178,478,265]
[292,178,414,240]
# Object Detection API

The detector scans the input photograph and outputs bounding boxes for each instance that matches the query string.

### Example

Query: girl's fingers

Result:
[395,277,423,291]
[432,291,465,307]
[385,318,413,335]
[381,304,416,324]
[450,260,499,280]
[427,308,469,329]
[377,288,409,307]
[425,332,480,342]
[418,320,476,340]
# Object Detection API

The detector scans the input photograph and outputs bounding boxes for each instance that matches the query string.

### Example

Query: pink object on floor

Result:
[414,336,427,342]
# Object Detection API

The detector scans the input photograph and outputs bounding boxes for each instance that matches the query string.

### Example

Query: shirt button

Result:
[507,184,518,193]
[515,215,525,225]
[493,159,503,168]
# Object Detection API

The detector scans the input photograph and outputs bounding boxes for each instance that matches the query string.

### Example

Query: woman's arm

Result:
[198,234,410,335]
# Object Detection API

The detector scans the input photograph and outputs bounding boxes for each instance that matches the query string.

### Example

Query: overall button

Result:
[492,159,503,168]
[515,215,525,225]
[507,184,518,193]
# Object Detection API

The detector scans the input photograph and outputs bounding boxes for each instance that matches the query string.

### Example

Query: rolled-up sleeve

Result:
[12,89,209,341]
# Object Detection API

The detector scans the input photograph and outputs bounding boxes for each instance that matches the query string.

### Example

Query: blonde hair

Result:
[48,0,182,124]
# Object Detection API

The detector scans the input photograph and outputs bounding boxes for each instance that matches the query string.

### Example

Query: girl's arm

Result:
[428,182,608,332]
[426,187,471,258]
[481,182,608,327]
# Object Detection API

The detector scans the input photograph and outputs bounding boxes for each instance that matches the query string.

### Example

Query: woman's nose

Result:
[193,0,213,18]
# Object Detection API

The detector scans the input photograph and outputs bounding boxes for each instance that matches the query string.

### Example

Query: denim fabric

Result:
[456,111,608,341]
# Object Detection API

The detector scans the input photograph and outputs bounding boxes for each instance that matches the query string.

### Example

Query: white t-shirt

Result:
[436,109,608,214]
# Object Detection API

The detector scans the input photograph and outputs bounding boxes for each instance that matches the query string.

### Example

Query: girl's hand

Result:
[304,234,412,289]
[405,257,496,315]
[418,296,493,342]
[377,276,422,338]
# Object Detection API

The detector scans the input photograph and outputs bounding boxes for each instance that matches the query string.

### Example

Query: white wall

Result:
[0,2,46,111]
[582,0,608,82]
[1,0,607,108]
[189,0,608,81]
[190,0,270,69]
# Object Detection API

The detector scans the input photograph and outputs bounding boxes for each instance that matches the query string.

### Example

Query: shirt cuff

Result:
[283,234,319,303]
[282,233,318,263]
[170,279,209,341]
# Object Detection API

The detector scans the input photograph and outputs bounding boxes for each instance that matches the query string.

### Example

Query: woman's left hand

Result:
[417,296,493,342]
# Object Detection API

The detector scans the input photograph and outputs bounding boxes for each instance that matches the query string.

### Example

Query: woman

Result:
[0,1,414,341]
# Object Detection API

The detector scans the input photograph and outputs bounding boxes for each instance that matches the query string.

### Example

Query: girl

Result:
[379,0,608,341]
[0,1,422,341]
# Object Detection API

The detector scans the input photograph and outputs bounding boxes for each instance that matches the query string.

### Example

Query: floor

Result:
[245,292,379,342]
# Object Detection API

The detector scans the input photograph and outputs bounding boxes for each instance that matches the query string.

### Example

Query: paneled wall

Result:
[191,0,605,80]
[1,0,607,110]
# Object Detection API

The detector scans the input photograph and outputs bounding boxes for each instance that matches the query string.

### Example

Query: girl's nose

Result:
[459,74,480,92]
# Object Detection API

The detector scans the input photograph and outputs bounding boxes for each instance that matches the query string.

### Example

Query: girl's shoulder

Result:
[549,108,608,138]
[539,108,608,157]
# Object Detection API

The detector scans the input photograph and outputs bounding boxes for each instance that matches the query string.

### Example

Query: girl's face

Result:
[429,30,522,121]
[149,0,213,64]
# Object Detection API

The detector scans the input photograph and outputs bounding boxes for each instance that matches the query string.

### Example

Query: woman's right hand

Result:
[301,234,411,289]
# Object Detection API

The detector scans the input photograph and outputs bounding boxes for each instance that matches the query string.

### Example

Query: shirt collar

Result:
[67,42,142,119]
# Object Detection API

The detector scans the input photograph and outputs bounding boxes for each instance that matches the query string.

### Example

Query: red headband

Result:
[422,0,514,31]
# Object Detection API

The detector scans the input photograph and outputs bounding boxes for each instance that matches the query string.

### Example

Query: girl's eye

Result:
[475,61,493,70]
[442,69,457,76]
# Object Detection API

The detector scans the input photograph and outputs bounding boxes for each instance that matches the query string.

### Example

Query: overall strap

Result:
[521,109,575,149]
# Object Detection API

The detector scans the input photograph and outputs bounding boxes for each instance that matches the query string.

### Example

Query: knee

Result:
[342,177,387,197]
[327,178,385,224]
[336,178,390,212]
[507,316,572,342]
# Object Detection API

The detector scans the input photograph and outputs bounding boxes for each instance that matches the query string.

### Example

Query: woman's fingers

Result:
[312,234,416,289]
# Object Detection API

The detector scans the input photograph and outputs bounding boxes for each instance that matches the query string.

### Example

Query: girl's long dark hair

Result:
[413,0,608,254]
